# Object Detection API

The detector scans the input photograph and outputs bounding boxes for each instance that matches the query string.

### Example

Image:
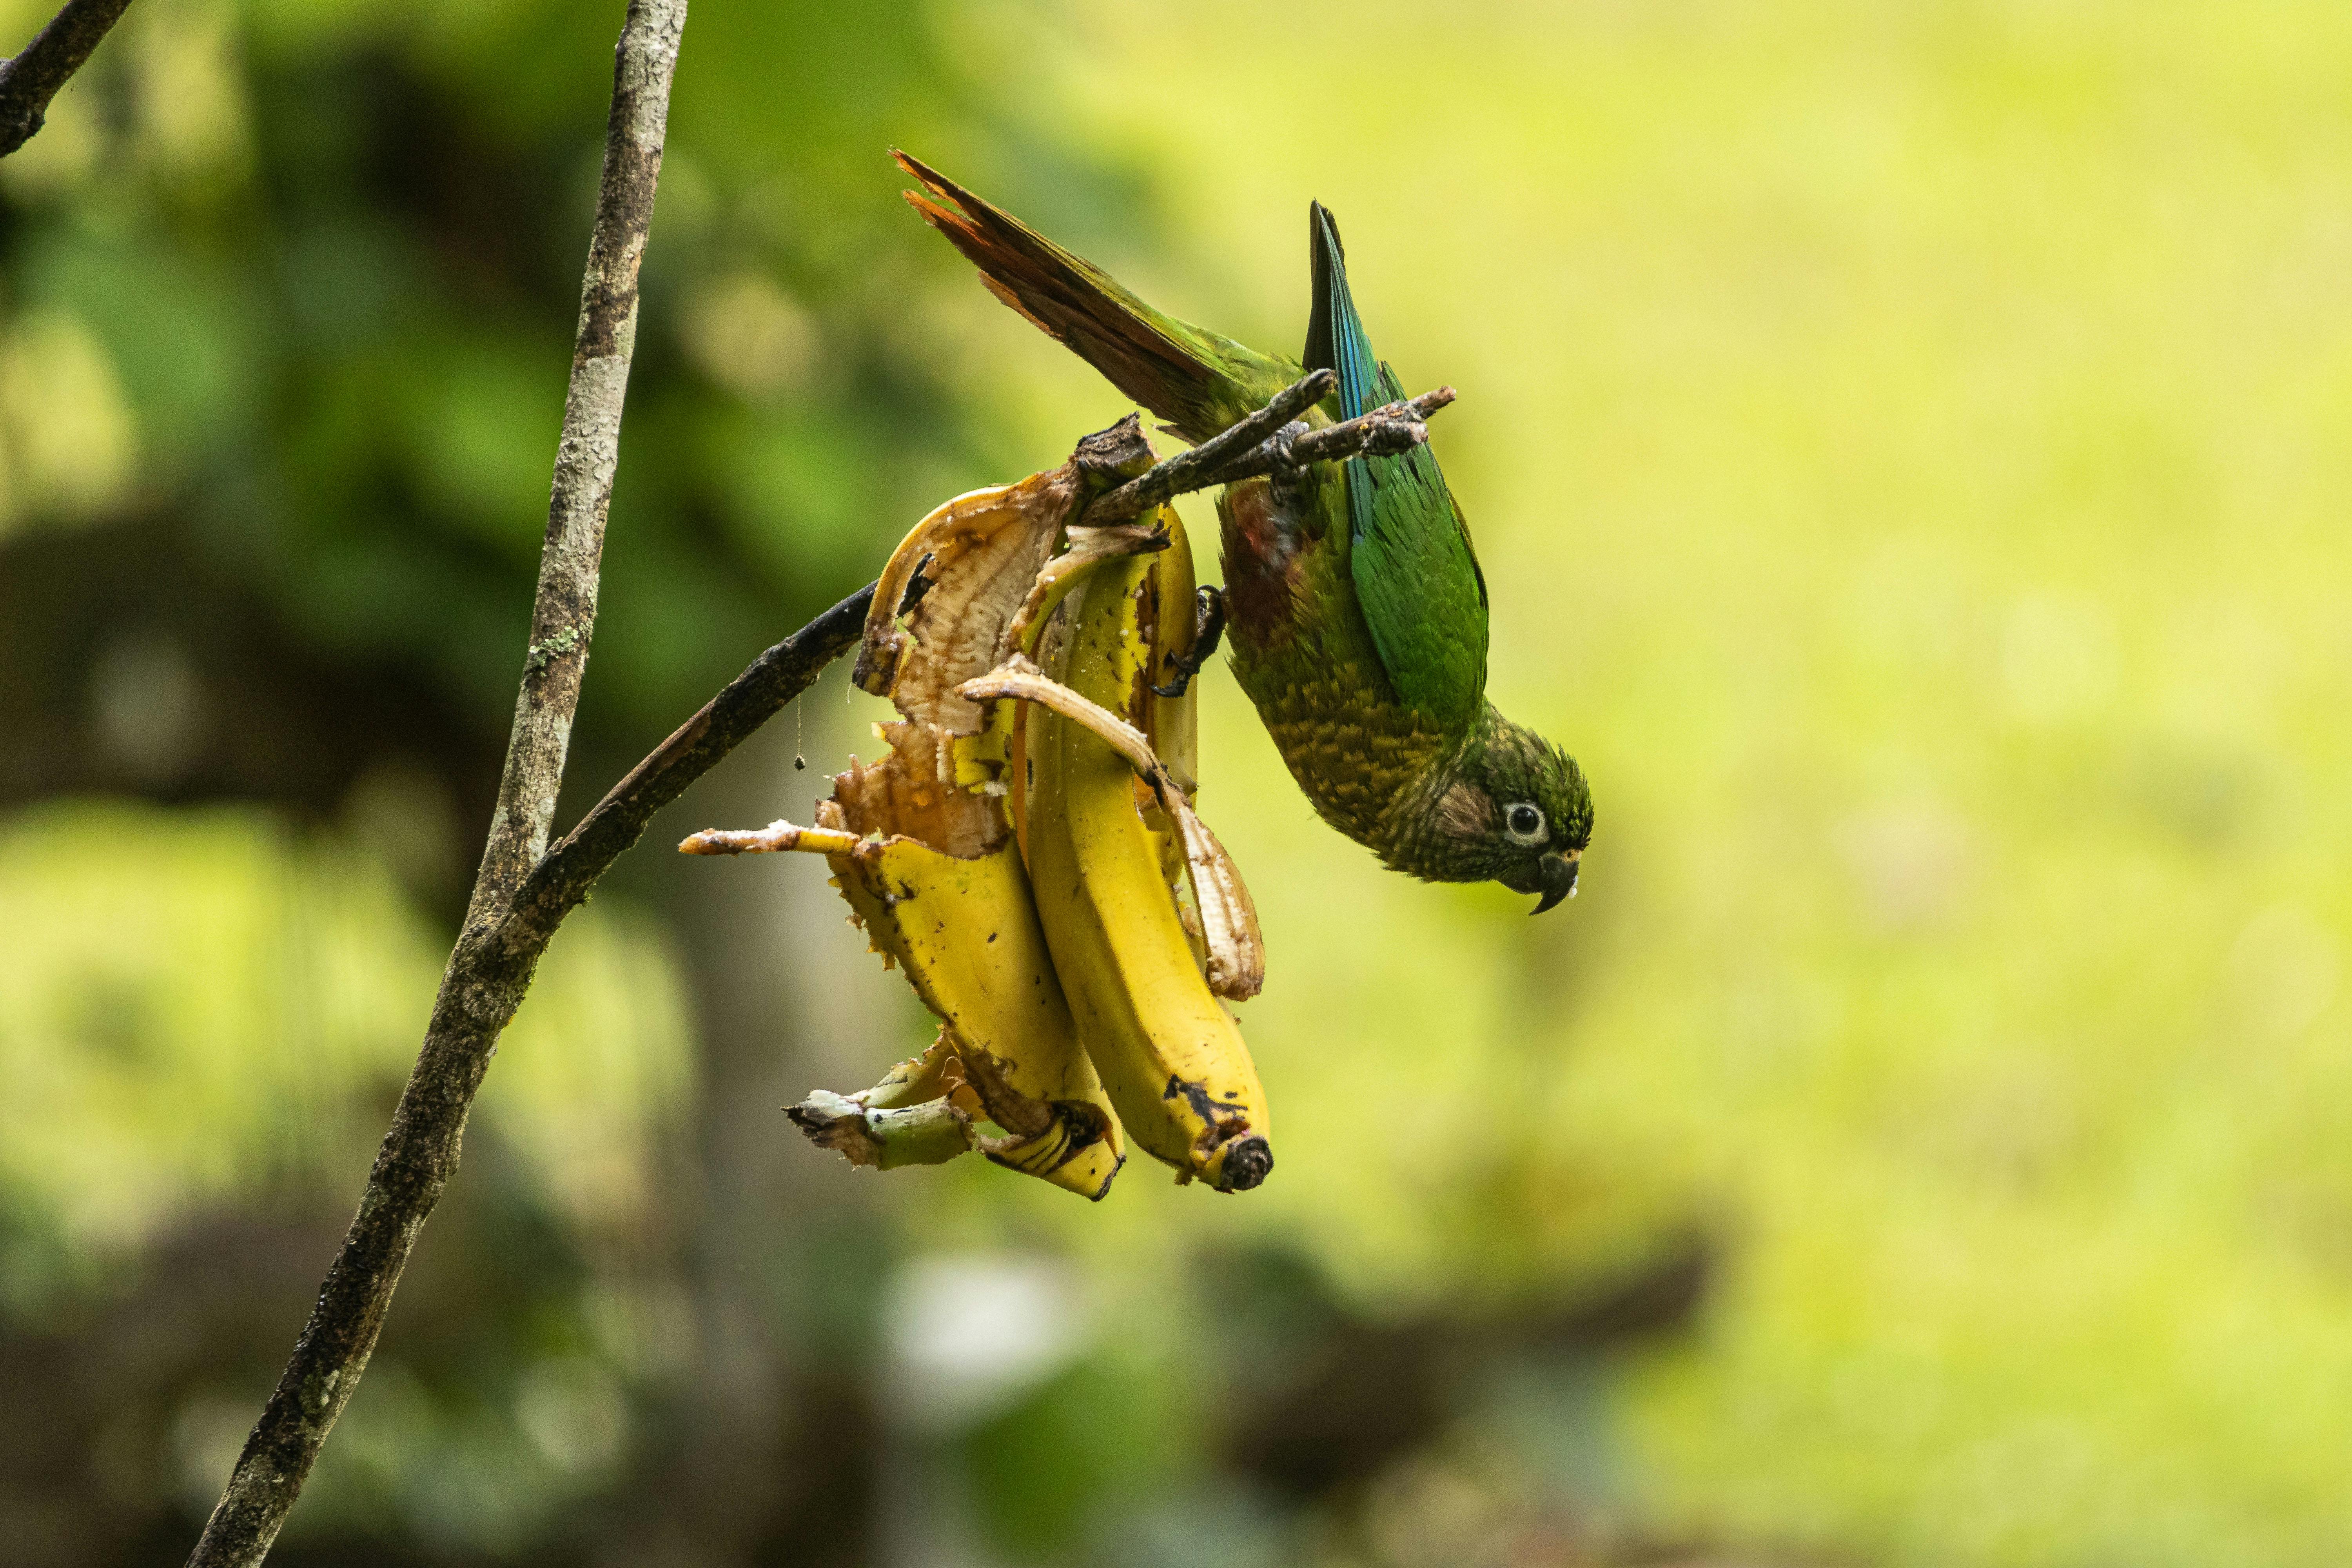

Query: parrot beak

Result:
[1531,852,1580,915]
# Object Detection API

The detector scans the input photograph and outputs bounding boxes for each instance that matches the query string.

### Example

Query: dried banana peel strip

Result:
[959,658,1265,1002]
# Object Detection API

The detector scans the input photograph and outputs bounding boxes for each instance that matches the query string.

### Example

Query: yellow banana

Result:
[964,507,1273,1192]
[684,461,1128,1199]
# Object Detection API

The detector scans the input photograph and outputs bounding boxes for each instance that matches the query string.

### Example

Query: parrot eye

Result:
[1504,802,1546,845]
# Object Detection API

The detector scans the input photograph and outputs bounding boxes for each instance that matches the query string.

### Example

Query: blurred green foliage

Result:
[0,802,679,1278]
[9,0,2352,1566]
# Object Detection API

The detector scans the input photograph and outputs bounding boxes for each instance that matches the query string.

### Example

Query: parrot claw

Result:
[1151,586,1226,699]
[1265,420,1308,474]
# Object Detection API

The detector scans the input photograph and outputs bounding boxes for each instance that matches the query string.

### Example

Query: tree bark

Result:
[0,0,134,157]
[183,3,688,1562]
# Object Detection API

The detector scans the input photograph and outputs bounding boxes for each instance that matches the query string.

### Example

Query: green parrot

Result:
[898,153,1592,913]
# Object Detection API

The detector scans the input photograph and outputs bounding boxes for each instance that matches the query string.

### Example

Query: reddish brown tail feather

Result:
[893,149,1236,443]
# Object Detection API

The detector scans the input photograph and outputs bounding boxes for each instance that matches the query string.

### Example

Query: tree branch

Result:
[1080,372,1455,524]
[1082,368,1334,523]
[1202,384,1457,489]
[183,3,688,1562]
[503,573,918,952]
[0,0,132,157]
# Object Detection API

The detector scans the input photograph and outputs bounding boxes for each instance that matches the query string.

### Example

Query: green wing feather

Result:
[1304,204,1488,731]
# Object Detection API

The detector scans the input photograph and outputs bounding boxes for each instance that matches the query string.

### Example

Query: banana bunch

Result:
[682,460,1125,1200]
[684,421,1274,1198]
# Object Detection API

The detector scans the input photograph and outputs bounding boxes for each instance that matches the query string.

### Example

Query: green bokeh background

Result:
[6,2,2352,1564]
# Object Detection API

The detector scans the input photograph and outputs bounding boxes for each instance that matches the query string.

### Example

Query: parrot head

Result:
[1390,710,1593,915]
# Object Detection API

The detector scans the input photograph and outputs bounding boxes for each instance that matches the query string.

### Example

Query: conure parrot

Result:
[897,153,1592,913]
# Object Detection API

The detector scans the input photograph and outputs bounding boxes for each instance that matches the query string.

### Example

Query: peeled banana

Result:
[964,507,1274,1192]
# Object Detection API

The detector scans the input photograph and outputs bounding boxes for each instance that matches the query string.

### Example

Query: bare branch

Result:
[1203,385,1457,488]
[502,572,928,952]
[183,2,688,1562]
[1080,373,1455,526]
[466,1,682,924]
[0,0,131,156]
[1082,368,1334,523]
[1288,385,1455,464]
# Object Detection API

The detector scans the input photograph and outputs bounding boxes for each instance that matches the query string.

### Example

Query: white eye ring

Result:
[1504,802,1546,846]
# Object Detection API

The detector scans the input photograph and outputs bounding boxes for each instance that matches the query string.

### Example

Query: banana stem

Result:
[677,820,864,857]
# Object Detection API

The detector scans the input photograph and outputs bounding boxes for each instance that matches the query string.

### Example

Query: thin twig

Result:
[1204,385,1457,488]
[1081,375,1455,526]
[183,3,688,1563]
[1285,385,1455,465]
[0,0,132,157]
[503,572,928,951]
[1082,368,1334,523]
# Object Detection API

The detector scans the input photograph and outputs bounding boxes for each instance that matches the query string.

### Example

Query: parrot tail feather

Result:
[895,150,1273,443]
[1304,201,1384,420]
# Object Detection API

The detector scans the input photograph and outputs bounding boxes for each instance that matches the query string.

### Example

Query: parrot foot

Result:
[1151,586,1225,699]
